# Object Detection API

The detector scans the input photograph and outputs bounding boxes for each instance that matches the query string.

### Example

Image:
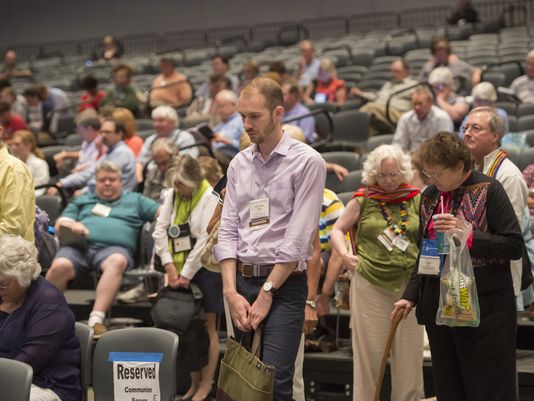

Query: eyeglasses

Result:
[377,171,402,178]
[421,170,443,179]
[462,124,485,134]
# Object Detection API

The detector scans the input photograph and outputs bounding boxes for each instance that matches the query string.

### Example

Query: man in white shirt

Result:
[392,87,454,152]
[509,50,534,104]
[464,106,529,297]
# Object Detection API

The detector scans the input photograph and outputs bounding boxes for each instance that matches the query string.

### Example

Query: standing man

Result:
[464,106,529,297]
[0,125,35,241]
[213,77,326,401]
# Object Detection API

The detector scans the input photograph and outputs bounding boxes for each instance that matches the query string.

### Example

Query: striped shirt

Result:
[319,189,344,252]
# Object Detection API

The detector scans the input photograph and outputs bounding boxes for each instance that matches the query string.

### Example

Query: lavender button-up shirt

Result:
[213,133,326,270]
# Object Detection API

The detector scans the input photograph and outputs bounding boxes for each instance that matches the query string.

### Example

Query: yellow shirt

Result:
[0,145,35,241]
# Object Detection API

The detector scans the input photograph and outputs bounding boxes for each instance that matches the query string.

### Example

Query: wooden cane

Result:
[373,307,405,401]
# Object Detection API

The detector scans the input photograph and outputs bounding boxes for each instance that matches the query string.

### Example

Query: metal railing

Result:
[5,0,534,62]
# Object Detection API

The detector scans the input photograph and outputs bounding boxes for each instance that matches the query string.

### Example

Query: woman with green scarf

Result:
[153,154,222,401]
[328,145,424,401]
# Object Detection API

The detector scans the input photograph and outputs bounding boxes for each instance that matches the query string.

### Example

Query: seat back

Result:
[0,358,33,401]
[92,327,179,401]
[36,195,63,225]
[332,110,370,144]
[338,170,364,194]
[321,151,361,171]
[75,322,93,401]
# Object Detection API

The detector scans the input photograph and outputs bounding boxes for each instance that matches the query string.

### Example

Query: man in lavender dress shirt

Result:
[214,77,326,401]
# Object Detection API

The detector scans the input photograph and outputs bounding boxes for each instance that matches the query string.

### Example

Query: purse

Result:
[216,327,274,401]
[200,218,221,273]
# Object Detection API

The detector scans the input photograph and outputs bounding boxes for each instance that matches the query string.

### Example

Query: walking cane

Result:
[373,306,405,401]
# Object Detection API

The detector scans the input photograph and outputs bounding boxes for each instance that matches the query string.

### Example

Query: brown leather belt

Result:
[237,261,303,278]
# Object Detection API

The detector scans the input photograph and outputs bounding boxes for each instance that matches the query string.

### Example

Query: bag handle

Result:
[249,326,263,360]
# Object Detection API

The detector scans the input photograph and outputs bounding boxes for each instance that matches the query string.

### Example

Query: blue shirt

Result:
[61,191,160,252]
[283,102,315,143]
[212,112,243,157]
[299,58,320,87]
[60,141,136,192]
[0,277,81,401]
[138,129,199,165]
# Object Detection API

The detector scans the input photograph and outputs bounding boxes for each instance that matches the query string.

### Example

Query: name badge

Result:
[249,198,270,231]
[418,239,441,276]
[172,236,192,253]
[92,203,112,217]
[393,236,409,252]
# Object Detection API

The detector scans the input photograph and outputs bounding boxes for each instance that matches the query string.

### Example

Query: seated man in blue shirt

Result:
[211,89,243,158]
[55,118,136,193]
[282,80,315,143]
[46,161,160,337]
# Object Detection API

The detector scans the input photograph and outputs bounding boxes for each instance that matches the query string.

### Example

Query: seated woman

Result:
[152,155,222,401]
[112,107,144,157]
[10,130,50,195]
[304,57,347,106]
[0,234,81,401]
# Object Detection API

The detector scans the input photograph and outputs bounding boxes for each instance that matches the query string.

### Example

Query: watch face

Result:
[263,281,273,292]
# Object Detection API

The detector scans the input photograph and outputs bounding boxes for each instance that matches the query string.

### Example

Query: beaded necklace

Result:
[378,201,408,239]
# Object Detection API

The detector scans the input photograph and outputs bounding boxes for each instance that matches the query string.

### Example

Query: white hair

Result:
[471,82,497,102]
[320,57,336,74]
[215,89,238,105]
[0,235,41,288]
[362,145,413,186]
[528,49,534,59]
[95,161,122,178]
[428,66,454,86]
[151,105,179,126]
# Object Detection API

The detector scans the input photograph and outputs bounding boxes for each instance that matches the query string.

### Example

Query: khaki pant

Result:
[350,271,424,401]
[359,102,405,137]
[292,334,306,401]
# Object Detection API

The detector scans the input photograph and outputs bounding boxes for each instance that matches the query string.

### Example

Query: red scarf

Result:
[353,183,420,204]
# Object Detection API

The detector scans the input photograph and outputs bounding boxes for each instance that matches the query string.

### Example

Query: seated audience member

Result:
[211,89,243,159]
[0,234,81,401]
[100,35,122,61]
[100,64,139,114]
[46,162,160,336]
[150,56,192,109]
[40,85,72,134]
[305,58,347,106]
[195,55,239,98]
[523,165,534,221]
[448,0,479,25]
[186,75,232,127]
[459,82,509,137]
[143,138,178,202]
[198,156,223,187]
[295,40,321,87]
[10,130,50,195]
[0,100,27,142]
[0,50,32,80]
[269,61,291,84]
[510,50,534,104]
[418,36,481,91]
[0,125,35,242]
[112,107,144,157]
[392,86,454,151]
[282,80,315,143]
[1,86,27,117]
[428,66,469,126]
[315,188,347,316]
[354,59,418,136]
[79,75,106,112]
[56,118,136,193]
[137,106,198,182]
[54,115,103,175]
[238,60,259,92]
[23,85,47,133]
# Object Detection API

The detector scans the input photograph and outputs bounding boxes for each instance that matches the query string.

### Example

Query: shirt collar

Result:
[252,132,291,162]
[480,148,501,171]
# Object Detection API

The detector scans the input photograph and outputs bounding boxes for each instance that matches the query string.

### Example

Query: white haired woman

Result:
[329,145,424,401]
[458,82,509,138]
[152,154,221,401]
[429,66,469,125]
[0,235,81,401]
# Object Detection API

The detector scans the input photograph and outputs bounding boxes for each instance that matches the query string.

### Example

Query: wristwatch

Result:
[262,280,278,296]
[306,300,316,309]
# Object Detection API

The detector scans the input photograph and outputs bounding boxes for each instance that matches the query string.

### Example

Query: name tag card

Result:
[249,198,270,231]
[110,352,162,401]
[418,239,441,276]
[172,236,193,253]
[92,203,112,217]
